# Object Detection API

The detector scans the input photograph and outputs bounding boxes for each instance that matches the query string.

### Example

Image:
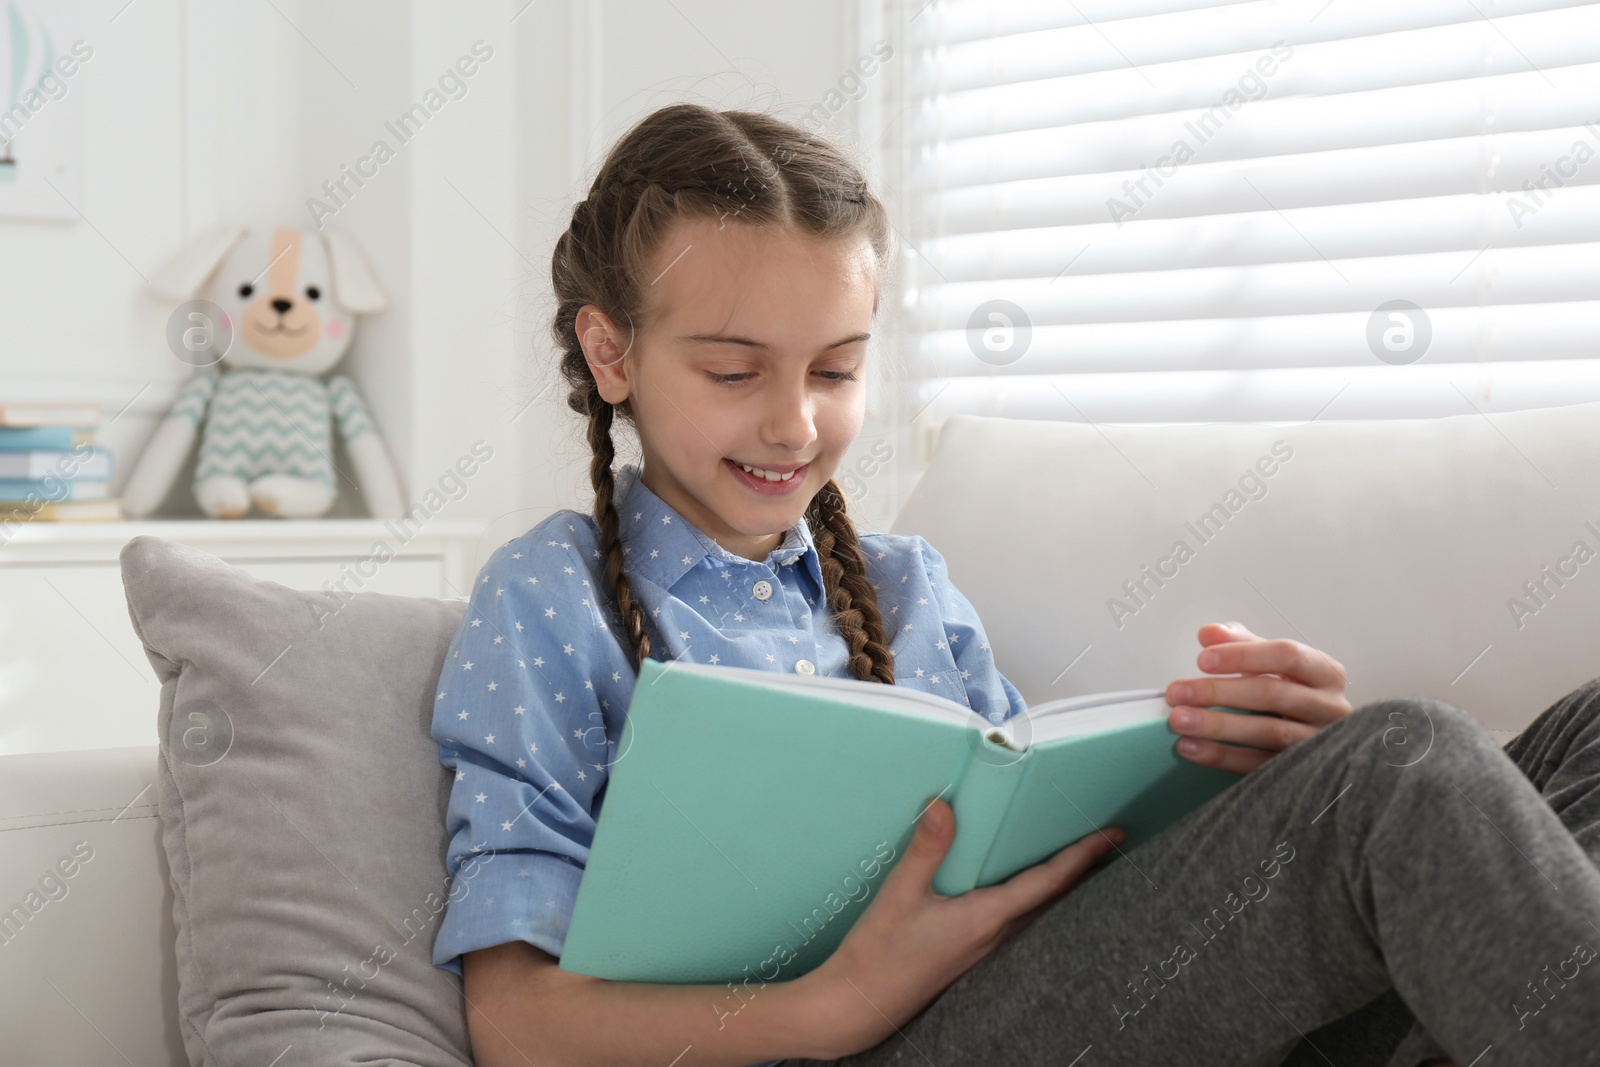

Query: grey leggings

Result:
[780,678,1600,1066]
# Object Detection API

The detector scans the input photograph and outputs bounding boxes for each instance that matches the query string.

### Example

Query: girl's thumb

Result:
[884,799,955,895]
[911,798,952,852]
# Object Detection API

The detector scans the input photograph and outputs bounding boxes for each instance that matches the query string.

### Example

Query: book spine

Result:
[0,427,77,452]
[0,478,110,500]
[932,737,1026,896]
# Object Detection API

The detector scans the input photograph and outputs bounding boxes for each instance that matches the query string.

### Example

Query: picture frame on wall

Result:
[0,0,86,222]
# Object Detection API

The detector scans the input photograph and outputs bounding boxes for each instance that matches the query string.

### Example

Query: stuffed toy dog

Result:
[122,225,404,519]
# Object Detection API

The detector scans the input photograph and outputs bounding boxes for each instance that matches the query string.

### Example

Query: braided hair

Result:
[551,104,896,684]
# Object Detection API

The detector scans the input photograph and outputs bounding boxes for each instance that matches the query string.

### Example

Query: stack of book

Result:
[0,401,123,523]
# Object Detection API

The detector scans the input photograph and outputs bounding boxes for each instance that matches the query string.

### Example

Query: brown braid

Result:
[551,104,896,682]
[583,385,652,667]
[805,479,896,684]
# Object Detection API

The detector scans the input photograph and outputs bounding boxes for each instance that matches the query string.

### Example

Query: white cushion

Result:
[892,403,1600,734]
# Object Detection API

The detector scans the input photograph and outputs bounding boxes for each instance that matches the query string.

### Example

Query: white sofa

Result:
[5,405,1598,1064]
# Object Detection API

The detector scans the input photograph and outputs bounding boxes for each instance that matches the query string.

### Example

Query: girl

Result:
[429,103,1600,1067]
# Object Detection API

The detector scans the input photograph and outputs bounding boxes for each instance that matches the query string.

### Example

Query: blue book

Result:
[0,446,113,480]
[0,426,84,452]
[0,478,111,501]
[558,658,1244,984]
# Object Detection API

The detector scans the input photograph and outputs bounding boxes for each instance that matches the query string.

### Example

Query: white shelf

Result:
[0,518,484,575]
[0,517,488,757]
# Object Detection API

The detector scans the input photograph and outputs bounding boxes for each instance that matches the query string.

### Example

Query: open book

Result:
[558,658,1243,984]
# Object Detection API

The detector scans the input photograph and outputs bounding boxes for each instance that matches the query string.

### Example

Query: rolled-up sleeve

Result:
[430,536,614,976]
[916,535,1029,725]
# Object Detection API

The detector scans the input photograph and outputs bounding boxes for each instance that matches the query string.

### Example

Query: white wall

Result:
[0,0,908,576]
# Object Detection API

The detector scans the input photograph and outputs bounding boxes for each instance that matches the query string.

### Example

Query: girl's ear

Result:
[577,305,634,403]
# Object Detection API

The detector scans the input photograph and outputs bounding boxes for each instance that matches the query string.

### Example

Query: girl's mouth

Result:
[724,457,809,496]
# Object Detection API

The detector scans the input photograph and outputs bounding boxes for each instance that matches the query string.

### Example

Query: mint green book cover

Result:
[558,658,1243,984]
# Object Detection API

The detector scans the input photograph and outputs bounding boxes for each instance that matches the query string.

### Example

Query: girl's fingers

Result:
[1167,672,1348,729]
[977,828,1122,922]
[1194,628,1348,694]
[1173,735,1276,775]
[1171,705,1318,753]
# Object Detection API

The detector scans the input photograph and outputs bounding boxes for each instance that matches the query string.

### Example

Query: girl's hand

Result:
[801,797,1123,1060]
[1165,621,1353,774]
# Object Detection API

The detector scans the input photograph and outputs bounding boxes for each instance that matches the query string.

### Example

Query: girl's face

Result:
[580,215,876,563]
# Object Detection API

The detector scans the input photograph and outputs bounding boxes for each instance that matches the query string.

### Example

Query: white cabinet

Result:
[0,519,484,756]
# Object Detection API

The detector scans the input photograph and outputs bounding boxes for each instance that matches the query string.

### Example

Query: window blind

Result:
[885,0,1600,424]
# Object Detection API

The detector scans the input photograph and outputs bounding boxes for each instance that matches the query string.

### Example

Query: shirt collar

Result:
[613,462,826,594]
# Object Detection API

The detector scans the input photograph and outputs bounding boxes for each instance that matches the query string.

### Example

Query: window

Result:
[882,0,1600,425]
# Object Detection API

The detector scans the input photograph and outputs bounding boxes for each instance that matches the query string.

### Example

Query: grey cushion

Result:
[119,535,473,1066]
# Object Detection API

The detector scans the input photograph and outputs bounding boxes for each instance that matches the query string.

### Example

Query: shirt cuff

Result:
[430,849,587,978]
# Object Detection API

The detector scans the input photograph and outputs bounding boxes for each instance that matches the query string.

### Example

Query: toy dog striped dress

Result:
[170,366,377,490]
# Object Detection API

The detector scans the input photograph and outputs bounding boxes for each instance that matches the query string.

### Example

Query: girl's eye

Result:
[707,370,859,386]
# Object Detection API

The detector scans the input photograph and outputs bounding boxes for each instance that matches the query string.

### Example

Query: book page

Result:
[666,662,1170,753]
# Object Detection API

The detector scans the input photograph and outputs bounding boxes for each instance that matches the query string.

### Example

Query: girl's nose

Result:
[765,394,818,451]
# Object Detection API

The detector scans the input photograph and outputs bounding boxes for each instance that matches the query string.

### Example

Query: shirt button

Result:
[794,659,815,675]
[752,579,773,601]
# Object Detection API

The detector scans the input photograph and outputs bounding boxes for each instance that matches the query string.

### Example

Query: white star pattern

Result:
[429,477,1019,973]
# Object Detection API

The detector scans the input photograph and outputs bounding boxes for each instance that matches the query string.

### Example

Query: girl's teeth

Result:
[738,462,796,482]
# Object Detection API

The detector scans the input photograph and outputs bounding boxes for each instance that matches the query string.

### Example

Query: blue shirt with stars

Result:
[429,461,1027,1005]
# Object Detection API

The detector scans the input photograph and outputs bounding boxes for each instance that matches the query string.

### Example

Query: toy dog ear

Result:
[148,223,248,300]
[322,229,388,313]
